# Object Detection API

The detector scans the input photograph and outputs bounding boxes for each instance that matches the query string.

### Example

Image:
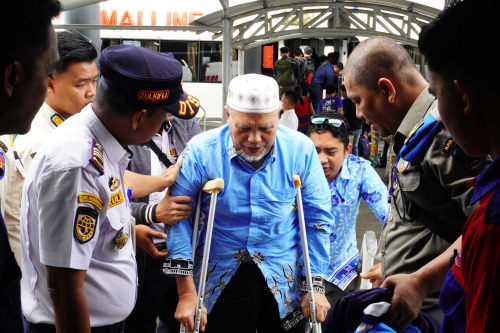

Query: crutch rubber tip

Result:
[202,178,225,193]
[293,175,302,188]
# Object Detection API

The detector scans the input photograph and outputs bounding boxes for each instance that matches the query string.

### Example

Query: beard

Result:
[236,145,272,164]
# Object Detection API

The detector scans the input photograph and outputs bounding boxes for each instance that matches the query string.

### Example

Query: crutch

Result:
[179,178,224,333]
[293,175,322,333]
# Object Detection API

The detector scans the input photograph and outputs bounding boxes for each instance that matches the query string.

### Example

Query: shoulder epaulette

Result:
[89,139,104,175]
[399,113,442,164]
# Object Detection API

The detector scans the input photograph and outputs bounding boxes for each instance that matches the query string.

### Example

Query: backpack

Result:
[276,58,294,86]
[300,57,315,85]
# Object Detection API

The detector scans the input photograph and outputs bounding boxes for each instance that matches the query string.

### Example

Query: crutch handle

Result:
[293,175,302,188]
[202,178,224,193]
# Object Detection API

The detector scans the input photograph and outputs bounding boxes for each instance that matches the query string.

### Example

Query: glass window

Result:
[160,40,198,82]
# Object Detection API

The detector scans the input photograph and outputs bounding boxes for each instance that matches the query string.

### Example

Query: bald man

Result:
[344,37,489,323]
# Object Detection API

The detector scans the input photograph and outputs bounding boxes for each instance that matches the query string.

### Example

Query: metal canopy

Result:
[192,0,441,49]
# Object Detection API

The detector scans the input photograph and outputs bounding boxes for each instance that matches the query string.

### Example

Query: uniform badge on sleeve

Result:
[89,139,104,175]
[0,151,5,180]
[74,207,98,243]
[78,193,104,210]
[114,227,128,250]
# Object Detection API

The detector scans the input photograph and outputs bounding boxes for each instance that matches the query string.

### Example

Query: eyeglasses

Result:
[310,116,344,128]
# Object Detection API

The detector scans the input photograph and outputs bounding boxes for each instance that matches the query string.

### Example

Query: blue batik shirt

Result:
[327,155,390,289]
[164,125,334,330]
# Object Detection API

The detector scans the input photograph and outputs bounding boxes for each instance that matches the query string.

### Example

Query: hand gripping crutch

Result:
[179,178,225,333]
[293,175,322,333]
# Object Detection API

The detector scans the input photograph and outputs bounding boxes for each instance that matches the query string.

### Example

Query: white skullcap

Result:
[226,74,281,113]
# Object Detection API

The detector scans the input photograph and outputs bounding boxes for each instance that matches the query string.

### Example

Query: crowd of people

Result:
[0,0,498,333]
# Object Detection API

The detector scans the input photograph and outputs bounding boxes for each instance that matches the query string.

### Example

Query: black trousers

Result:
[205,262,307,333]
[124,247,179,333]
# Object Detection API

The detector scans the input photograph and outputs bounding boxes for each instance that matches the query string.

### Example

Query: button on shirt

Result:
[327,155,390,289]
[164,125,334,326]
[20,105,137,326]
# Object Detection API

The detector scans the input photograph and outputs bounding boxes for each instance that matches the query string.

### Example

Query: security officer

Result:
[344,37,490,325]
[20,44,190,333]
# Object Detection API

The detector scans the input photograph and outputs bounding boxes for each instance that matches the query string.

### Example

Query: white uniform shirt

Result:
[149,122,177,236]
[279,108,299,130]
[15,102,64,172]
[20,105,137,326]
[0,135,25,264]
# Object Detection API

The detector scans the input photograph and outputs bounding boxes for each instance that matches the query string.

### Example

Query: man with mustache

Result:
[164,74,334,332]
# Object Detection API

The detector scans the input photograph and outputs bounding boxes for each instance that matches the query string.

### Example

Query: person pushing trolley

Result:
[163,74,334,332]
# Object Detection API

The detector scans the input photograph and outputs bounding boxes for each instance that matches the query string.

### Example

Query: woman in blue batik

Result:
[307,113,390,310]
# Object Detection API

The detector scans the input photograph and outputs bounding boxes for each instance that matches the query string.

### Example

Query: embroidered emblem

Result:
[312,222,327,232]
[113,227,128,250]
[109,190,124,208]
[73,207,98,243]
[137,89,170,102]
[0,140,8,153]
[404,119,424,145]
[169,147,178,158]
[89,139,104,175]
[109,176,120,191]
[78,193,104,210]
[50,114,64,127]
[0,152,5,180]
[252,252,265,266]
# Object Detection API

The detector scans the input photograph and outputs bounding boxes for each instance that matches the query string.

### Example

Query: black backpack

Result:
[300,57,315,85]
[276,58,295,86]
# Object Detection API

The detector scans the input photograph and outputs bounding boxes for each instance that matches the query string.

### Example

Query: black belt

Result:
[26,321,124,333]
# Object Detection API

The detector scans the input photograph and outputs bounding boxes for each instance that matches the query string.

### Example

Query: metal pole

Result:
[221,5,232,124]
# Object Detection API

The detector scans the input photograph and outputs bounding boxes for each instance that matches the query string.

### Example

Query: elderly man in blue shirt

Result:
[163,74,334,332]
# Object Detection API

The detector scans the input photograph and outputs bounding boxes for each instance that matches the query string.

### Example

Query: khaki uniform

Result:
[0,135,25,263]
[381,88,490,310]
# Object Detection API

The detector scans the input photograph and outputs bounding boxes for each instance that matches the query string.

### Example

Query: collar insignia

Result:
[50,114,64,127]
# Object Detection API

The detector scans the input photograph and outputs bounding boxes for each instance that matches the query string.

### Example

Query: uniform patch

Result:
[443,137,456,154]
[137,89,170,102]
[89,139,104,175]
[0,151,5,180]
[78,193,104,210]
[109,190,124,208]
[169,147,178,158]
[0,140,8,153]
[50,114,64,127]
[74,207,98,243]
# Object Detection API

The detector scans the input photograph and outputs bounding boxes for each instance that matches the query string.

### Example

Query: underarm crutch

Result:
[293,175,322,333]
[180,178,225,333]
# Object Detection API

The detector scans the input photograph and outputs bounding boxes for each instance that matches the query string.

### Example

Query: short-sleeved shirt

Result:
[15,102,64,171]
[20,105,137,326]
[317,96,343,115]
[440,156,500,333]
[164,125,334,330]
[327,155,390,289]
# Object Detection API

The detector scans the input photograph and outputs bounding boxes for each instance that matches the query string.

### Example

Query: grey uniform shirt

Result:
[381,88,490,310]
